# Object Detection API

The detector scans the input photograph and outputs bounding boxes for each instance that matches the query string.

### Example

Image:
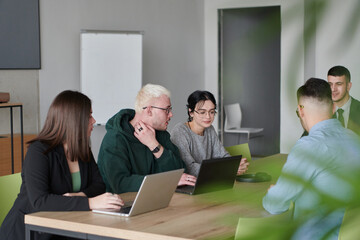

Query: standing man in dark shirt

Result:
[327,65,360,135]
[302,66,360,136]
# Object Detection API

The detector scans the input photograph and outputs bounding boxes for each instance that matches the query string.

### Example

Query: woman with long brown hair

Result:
[0,90,123,240]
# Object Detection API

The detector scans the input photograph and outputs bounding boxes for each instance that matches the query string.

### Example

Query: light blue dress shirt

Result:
[263,119,360,240]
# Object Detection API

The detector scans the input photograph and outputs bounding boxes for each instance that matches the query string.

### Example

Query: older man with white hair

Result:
[98,84,196,194]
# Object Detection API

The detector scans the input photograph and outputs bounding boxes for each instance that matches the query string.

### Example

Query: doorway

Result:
[219,6,281,156]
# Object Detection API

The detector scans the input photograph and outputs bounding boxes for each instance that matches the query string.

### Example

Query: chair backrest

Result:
[224,103,242,130]
[225,143,252,162]
[235,202,295,239]
[0,173,21,226]
[338,206,360,240]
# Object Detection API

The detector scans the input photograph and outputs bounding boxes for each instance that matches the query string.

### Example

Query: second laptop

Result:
[176,155,242,195]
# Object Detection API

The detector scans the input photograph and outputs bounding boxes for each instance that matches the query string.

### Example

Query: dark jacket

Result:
[97,109,186,194]
[347,97,360,135]
[0,141,105,240]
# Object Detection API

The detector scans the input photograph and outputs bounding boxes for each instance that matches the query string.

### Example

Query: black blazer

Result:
[0,141,106,240]
[347,97,360,135]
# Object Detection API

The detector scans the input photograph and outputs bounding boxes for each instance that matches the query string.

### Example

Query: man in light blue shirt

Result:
[263,78,360,240]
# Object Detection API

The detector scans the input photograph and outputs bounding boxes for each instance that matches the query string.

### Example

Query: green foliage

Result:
[212,1,360,239]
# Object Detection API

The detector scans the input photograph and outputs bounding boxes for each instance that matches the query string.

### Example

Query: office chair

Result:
[234,202,294,240]
[0,173,21,226]
[224,103,263,143]
[225,143,252,162]
[338,206,360,240]
[226,143,271,182]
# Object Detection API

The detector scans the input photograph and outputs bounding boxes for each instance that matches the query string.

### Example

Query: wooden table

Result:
[25,154,287,240]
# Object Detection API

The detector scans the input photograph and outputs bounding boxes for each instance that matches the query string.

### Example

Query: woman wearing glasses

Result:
[171,90,249,177]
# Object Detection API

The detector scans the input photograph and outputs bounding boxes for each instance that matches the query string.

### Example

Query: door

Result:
[219,6,281,156]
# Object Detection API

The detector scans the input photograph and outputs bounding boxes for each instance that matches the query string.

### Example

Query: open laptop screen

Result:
[93,168,184,216]
[177,155,241,195]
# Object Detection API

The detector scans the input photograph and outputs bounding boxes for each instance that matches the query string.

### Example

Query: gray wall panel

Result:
[220,6,281,156]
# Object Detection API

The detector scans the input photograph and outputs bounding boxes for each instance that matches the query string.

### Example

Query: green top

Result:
[71,171,81,192]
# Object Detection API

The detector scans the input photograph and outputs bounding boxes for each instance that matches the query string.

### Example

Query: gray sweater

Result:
[170,122,230,176]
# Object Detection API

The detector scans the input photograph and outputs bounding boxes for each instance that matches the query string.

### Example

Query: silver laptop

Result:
[176,155,242,195]
[92,168,184,217]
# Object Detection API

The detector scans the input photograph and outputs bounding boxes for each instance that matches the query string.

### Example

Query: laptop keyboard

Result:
[120,201,134,214]
[120,206,132,214]
[176,185,194,194]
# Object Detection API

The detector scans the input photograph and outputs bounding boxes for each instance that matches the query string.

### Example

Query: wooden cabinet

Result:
[0,134,36,176]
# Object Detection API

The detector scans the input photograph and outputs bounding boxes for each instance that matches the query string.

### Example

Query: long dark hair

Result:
[29,90,92,162]
[186,90,217,122]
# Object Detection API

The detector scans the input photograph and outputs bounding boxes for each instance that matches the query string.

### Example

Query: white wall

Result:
[314,0,360,100]
[2,0,359,156]
[1,0,205,138]
[204,0,306,153]
[0,70,39,134]
[39,0,205,159]
[39,0,204,128]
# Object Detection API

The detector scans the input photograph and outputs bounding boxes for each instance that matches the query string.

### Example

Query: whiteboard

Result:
[81,30,142,125]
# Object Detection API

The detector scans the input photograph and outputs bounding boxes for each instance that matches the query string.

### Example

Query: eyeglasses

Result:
[296,105,304,118]
[194,110,217,118]
[143,106,173,114]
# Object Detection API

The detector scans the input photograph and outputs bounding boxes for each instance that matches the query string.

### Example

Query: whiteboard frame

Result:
[80,30,143,125]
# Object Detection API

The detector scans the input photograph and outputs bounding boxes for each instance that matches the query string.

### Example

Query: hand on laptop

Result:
[178,173,196,186]
[88,192,124,210]
[237,158,250,175]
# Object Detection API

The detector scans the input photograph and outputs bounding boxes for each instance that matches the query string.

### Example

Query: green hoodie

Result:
[97,109,186,193]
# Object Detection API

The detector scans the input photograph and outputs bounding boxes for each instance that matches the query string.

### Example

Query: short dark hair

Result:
[297,78,332,105]
[186,90,216,122]
[328,65,351,82]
